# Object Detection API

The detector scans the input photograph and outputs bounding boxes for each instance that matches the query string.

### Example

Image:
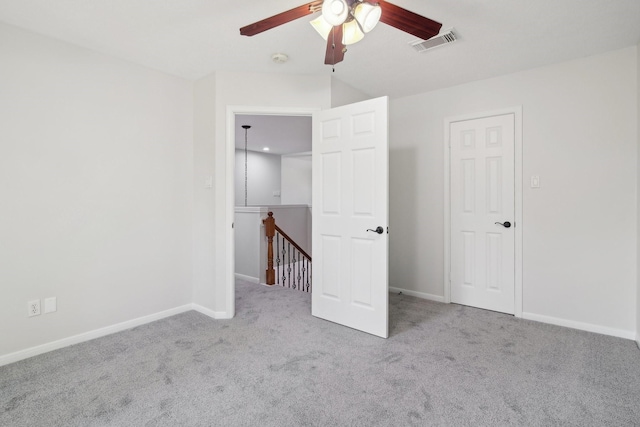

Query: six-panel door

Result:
[450,114,515,314]
[312,97,389,338]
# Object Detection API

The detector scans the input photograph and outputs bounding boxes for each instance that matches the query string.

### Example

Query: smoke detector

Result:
[410,29,457,52]
[271,53,289,64]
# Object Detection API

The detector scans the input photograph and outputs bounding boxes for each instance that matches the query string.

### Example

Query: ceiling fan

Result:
[240,0,442,67]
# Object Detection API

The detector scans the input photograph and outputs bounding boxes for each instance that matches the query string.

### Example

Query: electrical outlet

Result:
[28,300,41,317]
[44,297,57,314]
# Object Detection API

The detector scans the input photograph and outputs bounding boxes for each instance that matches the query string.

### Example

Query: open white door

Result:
[312,96,389,338]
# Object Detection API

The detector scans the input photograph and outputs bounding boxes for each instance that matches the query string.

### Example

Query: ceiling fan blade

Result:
[240,1,323,36]
[378,1,442,40]
[324,25,346,65]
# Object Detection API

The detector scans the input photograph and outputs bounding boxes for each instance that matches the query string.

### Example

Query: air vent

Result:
[410,29,457,53]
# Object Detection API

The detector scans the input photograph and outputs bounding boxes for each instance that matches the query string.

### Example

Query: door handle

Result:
[495,221,511,228]
[366,226,384,234]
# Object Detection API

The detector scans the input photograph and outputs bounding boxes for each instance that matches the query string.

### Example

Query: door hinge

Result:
[232,222,234,229]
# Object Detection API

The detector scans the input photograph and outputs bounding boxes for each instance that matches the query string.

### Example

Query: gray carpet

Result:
[2,280,640,426]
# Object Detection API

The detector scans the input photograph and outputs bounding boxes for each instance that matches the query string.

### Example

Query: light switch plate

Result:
[44,297,57,313]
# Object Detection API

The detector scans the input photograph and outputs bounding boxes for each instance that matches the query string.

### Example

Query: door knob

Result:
[495,221,511,228]
[366,226,384,234]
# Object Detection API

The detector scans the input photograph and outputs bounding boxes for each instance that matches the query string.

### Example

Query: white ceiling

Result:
[235,114,311,155]
[1,1,639,98]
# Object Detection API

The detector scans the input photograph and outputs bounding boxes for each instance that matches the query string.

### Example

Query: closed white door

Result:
[450,113,515,314]
[312,96,389,338]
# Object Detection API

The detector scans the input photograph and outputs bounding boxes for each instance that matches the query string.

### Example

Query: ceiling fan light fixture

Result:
[240,0,442,67]
[322,0,349,26]
[310,16,332,40]
[353,1,382,33]
[342,19,365,45]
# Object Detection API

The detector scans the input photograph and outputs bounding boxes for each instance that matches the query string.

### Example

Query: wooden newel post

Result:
[263,212,276,285]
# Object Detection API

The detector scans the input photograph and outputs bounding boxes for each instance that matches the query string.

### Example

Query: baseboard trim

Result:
[0,304,193,367]
[522,312,636,340]
[235,273,259,284]
[191,304,230,320]
[389,286,445,303]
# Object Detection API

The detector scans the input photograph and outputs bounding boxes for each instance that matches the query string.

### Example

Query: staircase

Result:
[263,212,312,292]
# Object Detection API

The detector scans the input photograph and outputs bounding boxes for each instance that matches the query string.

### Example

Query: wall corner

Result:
[192,72,218,311]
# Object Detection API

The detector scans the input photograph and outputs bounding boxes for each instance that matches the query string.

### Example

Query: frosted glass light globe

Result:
[322,0,349,26]
[354,2,382,33]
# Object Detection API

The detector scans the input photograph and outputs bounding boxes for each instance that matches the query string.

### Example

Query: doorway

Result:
[444,107,523,317]
[225,97,390,338]
[225,106,318,318]
[233,114,313,286]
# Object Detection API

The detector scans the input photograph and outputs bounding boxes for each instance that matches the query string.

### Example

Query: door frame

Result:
[225,105,320,318]
[443,107,523,317]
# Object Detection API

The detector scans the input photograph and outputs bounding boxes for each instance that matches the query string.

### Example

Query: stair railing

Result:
[263,212,312,292]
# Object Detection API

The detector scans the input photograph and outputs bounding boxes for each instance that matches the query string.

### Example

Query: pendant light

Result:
[242,125,251,207]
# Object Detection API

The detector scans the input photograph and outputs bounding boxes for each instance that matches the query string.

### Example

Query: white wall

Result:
[390,47,638,337]
[0,24,194,358]
[234,149,281,206]
[192,73,216,312]
[331,76,371,107]
[234,207,268,281]
[281,154,312,205]
[190,72,331,314]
